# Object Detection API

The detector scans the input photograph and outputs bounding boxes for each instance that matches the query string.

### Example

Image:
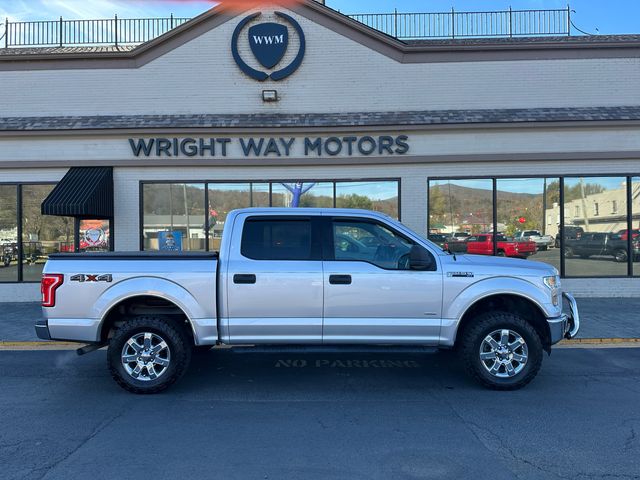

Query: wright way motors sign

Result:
[128,136,410,157]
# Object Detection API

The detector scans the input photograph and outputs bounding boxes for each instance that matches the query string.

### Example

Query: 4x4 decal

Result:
[70,274,113,283]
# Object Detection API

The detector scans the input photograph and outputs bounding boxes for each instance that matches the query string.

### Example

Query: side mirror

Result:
[409,245,435,271]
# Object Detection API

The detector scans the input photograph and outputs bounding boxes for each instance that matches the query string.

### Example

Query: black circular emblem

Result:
[231,11,306,82]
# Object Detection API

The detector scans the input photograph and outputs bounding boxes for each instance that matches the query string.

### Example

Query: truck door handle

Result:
[329,274,352,285]
[233,274,256,284]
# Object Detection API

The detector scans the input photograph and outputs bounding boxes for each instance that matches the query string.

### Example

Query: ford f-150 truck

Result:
[466,234,537,259]
[37,208,579,394]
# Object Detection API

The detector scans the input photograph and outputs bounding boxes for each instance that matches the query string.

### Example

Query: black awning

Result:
[42,167,113,219]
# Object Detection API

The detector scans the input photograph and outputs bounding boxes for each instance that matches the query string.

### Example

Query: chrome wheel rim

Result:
[121,332,171,382]
[479,329,528,378]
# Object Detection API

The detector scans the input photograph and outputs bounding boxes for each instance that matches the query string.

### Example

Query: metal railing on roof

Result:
[347,7,572,39]
[2,15,190,48]
[2,6,572,49]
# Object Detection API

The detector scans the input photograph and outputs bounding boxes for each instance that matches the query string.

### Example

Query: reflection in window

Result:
[429,179,494,238]
[499,178,560,271]
[563,177,628,277]
[0,186,18,282]
[142,183,206,252]
[207,183,271,250]
[335,181,399,219]
[22,185,74,282]
[271,182,334,208]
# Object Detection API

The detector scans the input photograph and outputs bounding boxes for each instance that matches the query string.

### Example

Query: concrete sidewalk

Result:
[1,298,639,342]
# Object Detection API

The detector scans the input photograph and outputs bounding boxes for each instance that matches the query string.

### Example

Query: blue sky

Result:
[1,1,639,35]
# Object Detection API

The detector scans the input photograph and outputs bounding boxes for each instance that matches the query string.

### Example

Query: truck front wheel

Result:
[107,316,192,394]
[460,312,543,390]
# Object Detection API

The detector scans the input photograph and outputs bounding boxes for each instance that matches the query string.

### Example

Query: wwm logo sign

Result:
[252,34,285,45]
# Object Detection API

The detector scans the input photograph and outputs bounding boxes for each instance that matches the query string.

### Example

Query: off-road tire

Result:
[460,311,543,390]
[108,316,192,394]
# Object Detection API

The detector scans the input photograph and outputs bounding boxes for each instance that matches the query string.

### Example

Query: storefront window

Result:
[206,183,271,250]
[79,219,110,252]
[336,181,399,219]
[22,185,74,282]
[497,178,560,270]
[271,182,334,208]
[563,177,628,277]
[429,179,494,253]
[142,179,401,252]
[0,186,18,282]
[142,183,206,252]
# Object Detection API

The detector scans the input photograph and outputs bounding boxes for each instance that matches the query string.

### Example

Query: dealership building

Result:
[0,0,639,302]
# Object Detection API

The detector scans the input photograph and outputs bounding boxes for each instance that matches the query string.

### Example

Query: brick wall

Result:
[0,7,639,117]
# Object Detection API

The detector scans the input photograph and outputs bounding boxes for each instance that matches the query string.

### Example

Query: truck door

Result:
[224,215,323,344]
[322,217,443,345]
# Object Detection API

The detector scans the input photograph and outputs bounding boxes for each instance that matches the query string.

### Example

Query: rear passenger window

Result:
[241,218,313,260]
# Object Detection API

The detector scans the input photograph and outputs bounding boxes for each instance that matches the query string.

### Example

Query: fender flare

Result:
[93,277,206,341]
[446,276,555,327]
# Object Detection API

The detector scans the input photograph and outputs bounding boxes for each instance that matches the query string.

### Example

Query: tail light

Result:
[41,274,64,307]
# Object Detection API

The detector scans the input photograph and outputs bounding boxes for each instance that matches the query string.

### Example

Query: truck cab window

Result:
[332,220,431,270]
[241,218,313,261]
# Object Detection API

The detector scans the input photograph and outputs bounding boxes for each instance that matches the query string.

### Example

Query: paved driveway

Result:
[1,347,639,480]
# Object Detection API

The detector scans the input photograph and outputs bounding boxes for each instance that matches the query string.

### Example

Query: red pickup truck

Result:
[466,234,537,258]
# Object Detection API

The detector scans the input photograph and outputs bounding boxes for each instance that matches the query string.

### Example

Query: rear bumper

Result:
[34,319,51,340]
[547,292,580,345]
[34,317,101,342]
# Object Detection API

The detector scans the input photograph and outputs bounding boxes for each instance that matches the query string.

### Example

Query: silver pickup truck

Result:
[37,208,579,394]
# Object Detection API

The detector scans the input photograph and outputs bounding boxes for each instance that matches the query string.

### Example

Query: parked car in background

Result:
[2,243,17,267]
[427,233,448,248]
[452,232,470,240]
[554,226,584,248]
[466,234,537,259]
[443,236,469,253]
[617,229,640,241]
[564,232,640,262]
[515,230,554,251]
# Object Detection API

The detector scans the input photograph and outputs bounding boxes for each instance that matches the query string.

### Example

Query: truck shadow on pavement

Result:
[179,348,487,394]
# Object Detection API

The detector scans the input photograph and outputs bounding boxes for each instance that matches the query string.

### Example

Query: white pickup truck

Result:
[514,230,555,251]
[37,208,579,394]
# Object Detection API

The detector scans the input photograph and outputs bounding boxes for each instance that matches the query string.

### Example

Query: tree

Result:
[336,193,373,210]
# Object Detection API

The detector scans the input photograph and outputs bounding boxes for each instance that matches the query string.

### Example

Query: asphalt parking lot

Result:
[1,347,639,480]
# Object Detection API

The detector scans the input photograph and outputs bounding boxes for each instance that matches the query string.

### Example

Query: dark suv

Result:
[554,226,585,248]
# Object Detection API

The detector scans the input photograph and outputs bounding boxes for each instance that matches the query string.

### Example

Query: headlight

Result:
[543,275,560,290]
[543,275,561,306]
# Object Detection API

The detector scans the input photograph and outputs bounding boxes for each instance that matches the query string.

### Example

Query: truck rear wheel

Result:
[460,312,543,390]
[107,316,192,394]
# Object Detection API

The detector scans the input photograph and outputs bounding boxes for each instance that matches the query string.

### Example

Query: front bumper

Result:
[547,292,580,344]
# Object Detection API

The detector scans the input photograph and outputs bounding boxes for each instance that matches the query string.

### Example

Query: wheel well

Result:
[455,294,551,353]
[99,295,195,345]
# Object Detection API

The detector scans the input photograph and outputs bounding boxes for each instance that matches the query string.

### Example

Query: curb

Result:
[1,339,640,351]
[559,338,640,344]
